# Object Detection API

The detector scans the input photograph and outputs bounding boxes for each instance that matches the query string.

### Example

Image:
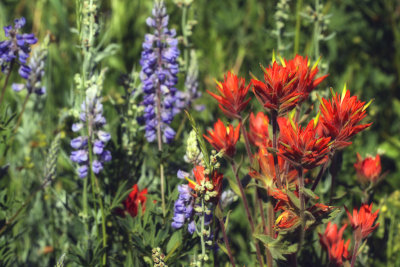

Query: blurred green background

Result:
[0,0,399,266]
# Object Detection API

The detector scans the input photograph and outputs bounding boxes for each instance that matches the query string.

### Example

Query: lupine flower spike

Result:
[139,1,181,143]
[70,95,112,178]
[319,85,372,150]
[0,17,37,75]
[345,203,379,239]
[354,153,382,184]
[203,119,240,157]
[207,71,251,119]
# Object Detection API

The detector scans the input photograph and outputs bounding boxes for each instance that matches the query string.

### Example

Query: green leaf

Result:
[287,190,300,210]
[166,231,182,254]
[303,187,319,200]
[217,242,229,256]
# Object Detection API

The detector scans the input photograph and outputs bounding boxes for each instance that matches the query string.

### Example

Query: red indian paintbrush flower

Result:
[278,117,331,169]
[186,165,223,202]
[249,148,297,188]
[248,112,271,148]
[319,86,372,149]
[252,61,302,115]
[204,119,240,157]
[284,55,328,103]
[345,203,379,239]
[319,222,351,267]
[354,153,382,184]
[207,71,251,119]
[123,184,148,218]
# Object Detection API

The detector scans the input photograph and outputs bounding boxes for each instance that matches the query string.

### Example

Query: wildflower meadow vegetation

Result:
[1,0,400,266]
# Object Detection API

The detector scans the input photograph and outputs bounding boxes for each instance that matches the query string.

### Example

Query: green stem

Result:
[181,5,189,72]
[0,61,14,107]
[297,167,305,257]
[294,0,303,55]
[313,0,320,61]
[200,198,206,266]
[13,93,30,134]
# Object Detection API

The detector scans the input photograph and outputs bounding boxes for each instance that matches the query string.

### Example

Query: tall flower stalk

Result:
[140,1,181,216]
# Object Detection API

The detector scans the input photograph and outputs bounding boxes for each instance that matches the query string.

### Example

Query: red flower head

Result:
[187,165,223,202]
[252,61,302,115]
[319,223,351,267]
[249,148,297,188]
[319,86,372,150]
[204,119,240,157]
[284,55,328,102]
[345,203,379,239]
[123,184,148,218]
[278,117,331,169]
[248,112,271,148]
[207,71,251,119]
[354,153,382,184]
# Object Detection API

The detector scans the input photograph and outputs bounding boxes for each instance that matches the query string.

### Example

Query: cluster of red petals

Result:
[278,117,331,169]
[248,112,271,147]
[189,165,223,202]
[252,55,327,115]
[123,184,148,218]
[203,119,240,157]
[319,90,372,149]
[319,222,351,266]
[284,55,328,102]
[249,148,297,188]
[271,188,332,231]
[252,61,301,115]
[207,71,251,119]
[345,203,379,239]
[354,153,382,184]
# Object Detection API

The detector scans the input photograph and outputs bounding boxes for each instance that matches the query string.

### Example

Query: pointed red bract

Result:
[285,55,328,103]
[207,71,251,119]
[345,203,379,239]
[203,119,240,157]
[278,117,331,169]
[123,184,148,218]
[319,89,372,149]
[319,222,351,267]
[354,153,382,184]
[248,112,271,148]
[249,148,297,188]
[252,61,302,115]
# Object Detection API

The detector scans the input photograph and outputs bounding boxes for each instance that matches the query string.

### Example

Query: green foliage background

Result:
[0,0,399,266]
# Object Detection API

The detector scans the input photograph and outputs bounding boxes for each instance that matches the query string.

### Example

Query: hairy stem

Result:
[156,21,166,217]
[218,215,236,267]
[271,111,282,188]
[350,234,361,267]
[230,160,264,267]
[297,167,305,257]
[200,198,206,266]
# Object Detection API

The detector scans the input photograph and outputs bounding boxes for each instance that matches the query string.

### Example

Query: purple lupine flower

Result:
[12,42,47,95]
[0,17,37,76]
[139,1,181,144]
[171,184,195,230]
[70,95,111,178]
